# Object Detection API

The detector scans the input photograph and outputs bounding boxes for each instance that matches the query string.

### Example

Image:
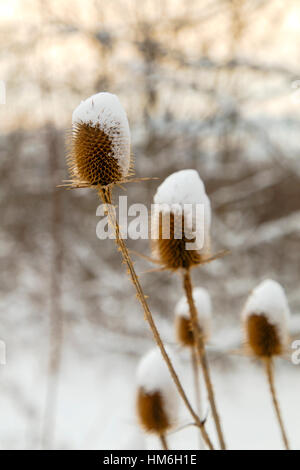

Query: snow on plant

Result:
[241,279,291,450]
[242,279,290,357]
[69,92,131,187]
[136,347,180,449]
[152,169,211,270]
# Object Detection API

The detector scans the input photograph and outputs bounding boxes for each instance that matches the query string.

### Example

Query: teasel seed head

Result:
[136,347,179,434]
[152,170,211,271]
[68,92,131,187]
[175,287,212,347]
[242,279,290,358]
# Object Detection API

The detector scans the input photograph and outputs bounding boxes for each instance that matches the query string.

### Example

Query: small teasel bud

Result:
[68,92,131,187]
[175,287,212,347]
[152,170,211,271]
[136,347,179,435]
[242,279,290,358]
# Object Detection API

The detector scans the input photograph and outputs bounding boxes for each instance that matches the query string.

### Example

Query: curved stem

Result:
[99,187,214,450]
[160,434,168,450]
[265,358,290,450]
[183,269,226,450]
[191,347,205,450]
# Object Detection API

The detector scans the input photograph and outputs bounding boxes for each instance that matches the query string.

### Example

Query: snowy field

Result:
[0,334,299,450]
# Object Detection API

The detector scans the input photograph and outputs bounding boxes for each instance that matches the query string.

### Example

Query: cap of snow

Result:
[175,287,212,340]
[242,279,290,344]
[153,170,211,252]
[137,347,179,424]
[72,92,131,176]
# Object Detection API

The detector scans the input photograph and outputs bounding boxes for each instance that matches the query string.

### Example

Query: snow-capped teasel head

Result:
[154,169,211,233]
[151,169,211,271]
[242,279,290,357]
[68,92,131,187]
[136,347,180,434]
[175,287,212,346]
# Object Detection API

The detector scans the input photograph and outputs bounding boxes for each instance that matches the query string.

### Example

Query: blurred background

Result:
[1,0,300,450]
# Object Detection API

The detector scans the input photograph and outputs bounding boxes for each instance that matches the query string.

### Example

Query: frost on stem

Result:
[242,279,290,357]
[136,347,180,434]
[152,169,211,271]
[175,287,212,347]
[68,92,131,187]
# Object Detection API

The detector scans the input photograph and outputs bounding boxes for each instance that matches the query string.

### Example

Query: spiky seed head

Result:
[175,315,195,346]
[136,388,170,434]
[68,92,131,187]
[152,212,207,271]
[152,170,211,271]
[175,287,212,347]
[136,347,179,435]
[246,314,282,357]
[242,279,290,358]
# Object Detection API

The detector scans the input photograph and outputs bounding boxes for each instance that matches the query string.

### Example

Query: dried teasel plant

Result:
[64,93,214,450]
[150,169,226,450]
[67,92,133,188]
[151,170,212,272]
[136,347,180,450]
[242,279,291,450]
[175,287,212,448]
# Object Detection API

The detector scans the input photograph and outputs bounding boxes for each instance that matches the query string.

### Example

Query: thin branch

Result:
[183,269,226,450]
[160,434,168,450]
[191,347,205,450]
[98,186,214,450]
[265,358,290,450]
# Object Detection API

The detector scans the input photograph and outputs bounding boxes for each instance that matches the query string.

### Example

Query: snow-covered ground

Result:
[0,336,299,450]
